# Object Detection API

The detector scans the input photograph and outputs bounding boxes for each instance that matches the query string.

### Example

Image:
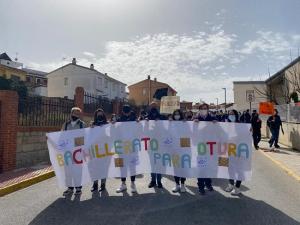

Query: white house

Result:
[233,81,268,112]
[47,58,126,100]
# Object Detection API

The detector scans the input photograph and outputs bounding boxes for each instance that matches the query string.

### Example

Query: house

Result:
[128,76,177,106]
[0,52,26,81]
[47,58,126,100]
[265,56,300,105]
[233,56,300,111]
[22,68,48,96]
[233,81,267,112]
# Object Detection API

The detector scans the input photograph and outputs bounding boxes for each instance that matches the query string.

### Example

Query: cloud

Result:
[26,28,300,103]
[83,51,96,58]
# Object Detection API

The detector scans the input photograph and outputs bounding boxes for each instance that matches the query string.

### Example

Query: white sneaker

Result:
[116,183,127,193]
[172,184,180,193]
[131,182,137,193]
[225,184,234,192]
[180,184,186,193]
[231,187,241,195]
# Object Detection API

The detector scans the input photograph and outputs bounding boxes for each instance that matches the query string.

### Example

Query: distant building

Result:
[22,68,48,96]
[233,81,267,112]
[47,58,126,100]
[128,76,177,106]
[0,52,26,81]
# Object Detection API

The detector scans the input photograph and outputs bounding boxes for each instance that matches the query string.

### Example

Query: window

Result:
[142,88,147,96]
[11,75,20,81]
[64,77,68,86]
[36,78,41,84]
[96,77,102,89]
[26,76,31,82]
[44,79,47,85]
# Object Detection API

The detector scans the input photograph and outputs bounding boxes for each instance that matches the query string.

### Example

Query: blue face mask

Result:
[228,115,236,122]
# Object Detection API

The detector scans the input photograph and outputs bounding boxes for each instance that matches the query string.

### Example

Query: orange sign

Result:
[259,102,275,115]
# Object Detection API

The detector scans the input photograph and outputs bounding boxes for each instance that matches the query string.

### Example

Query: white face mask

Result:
[174,115,180,120]
[199,110,208,117]
[228,115,236,122]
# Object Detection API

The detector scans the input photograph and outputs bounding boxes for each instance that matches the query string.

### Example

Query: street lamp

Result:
[222,88,227,112]
[215,98,219,111]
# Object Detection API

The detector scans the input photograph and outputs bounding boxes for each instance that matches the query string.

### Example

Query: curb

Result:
[0,171,55,197]
[259,150,300,182]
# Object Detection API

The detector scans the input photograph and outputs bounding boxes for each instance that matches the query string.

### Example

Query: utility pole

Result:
[222,88,227,112]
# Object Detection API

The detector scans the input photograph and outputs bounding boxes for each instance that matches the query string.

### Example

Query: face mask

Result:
[97,115,104,121]
[174,115,180,120]
[123,107,131,114]
[71,115,79,121]
[228,115,236,122]
[199,110,208,117]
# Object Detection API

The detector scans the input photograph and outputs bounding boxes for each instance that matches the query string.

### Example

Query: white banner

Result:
[47,121,252,188]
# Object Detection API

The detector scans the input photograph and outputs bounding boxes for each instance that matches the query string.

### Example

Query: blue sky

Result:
[1,0,300,103]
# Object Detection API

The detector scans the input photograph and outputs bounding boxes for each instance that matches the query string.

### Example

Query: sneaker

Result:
[116,183,127,193]
[157,182,163,188]
[231,187,241,195]
[91,184,98,192]
[172,184,180,193]
[275,144,280,148]
[63,188,73,196]
[131,182,137,193]
[99,183,106,192]
[148,181,156,188]
[74,188,82,195]
[206,185,214,192]
[180,184,186,193]
[199,188,205,195]
[225,184,234,192]
[255,146,259,150]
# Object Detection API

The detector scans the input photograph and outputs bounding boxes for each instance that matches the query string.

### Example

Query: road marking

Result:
[259,150,300,182]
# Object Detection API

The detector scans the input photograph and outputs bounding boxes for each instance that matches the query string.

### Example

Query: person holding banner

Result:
[90,108,108,193]
[115,105,138,193]
[62,107,86,196]
[193,103,215,195]
[225,109,243,195]
[146,101,164,189]
[170,109,187,193]
[184,110,194,121]
[267,109,283,150]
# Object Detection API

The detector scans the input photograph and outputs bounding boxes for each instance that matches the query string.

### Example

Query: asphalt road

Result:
[0,151,300,225]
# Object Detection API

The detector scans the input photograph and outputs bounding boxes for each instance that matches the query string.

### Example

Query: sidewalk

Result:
[258,138,300,182]
[0,163,54,197]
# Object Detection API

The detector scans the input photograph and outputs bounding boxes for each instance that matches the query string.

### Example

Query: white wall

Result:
[233,82,268,112]
[47,64,126,99]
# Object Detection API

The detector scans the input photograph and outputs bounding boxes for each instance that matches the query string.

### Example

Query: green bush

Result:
[0,76,28,98]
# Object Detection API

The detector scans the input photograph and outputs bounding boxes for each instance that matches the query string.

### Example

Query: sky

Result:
[1,0,300,104]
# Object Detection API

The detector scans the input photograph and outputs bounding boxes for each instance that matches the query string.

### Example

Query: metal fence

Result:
[84,92,113,114]
[18,96,74,126]
[275,104,300,123]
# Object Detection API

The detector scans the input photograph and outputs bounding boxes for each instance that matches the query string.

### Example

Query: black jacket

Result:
[267,115,282,130]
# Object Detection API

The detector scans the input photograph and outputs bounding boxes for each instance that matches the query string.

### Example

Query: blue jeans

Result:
[151,173,162,183]
[269,128,279,147]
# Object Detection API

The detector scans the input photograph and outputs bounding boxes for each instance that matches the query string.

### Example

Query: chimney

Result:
[147,75,151,80]
[90,64,94,69]
[72,58,76,65]
[154,77,157,82]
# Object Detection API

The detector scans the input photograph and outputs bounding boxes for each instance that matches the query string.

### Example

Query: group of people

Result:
[60,102,282,198]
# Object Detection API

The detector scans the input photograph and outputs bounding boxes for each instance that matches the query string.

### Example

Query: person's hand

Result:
[194,119,199,123]
[146,118,149,121]
[89,122,94,128]
[136,119,140,123]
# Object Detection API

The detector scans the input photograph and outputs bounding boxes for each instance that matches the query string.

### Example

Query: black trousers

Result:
[229,179,242,188]
[174,176,186,185]
[197,178,212,189]
[252,130,261,147]
[121,176,135,182]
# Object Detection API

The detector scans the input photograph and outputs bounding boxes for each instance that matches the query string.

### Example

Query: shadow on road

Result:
[28,183,300,225]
